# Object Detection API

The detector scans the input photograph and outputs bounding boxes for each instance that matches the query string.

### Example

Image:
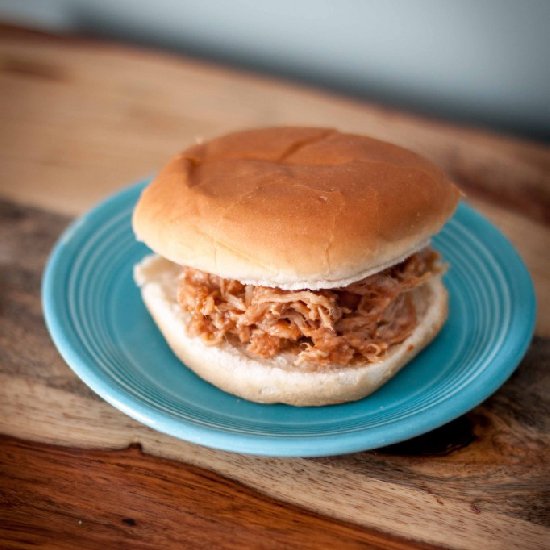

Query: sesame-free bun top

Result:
[133,127,460,290]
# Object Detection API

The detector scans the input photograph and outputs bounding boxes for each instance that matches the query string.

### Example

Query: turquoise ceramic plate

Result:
[43,182,536,457]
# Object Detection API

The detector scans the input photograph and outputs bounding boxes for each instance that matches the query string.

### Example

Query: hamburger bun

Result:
[133,127,460,290]
[134,255,448,406]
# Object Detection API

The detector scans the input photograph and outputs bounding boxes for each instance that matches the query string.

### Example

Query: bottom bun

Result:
[134,255,449,406]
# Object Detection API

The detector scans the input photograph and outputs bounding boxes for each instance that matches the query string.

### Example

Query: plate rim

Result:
[42,181,537,457]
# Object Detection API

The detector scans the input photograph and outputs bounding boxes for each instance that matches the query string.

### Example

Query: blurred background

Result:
[1,0,549,141]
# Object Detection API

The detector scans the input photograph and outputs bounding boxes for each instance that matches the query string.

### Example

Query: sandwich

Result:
[132,127,460,406]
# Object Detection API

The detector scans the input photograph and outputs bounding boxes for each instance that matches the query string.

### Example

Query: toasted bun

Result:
[133,127,460,290]
[134,255,448,406]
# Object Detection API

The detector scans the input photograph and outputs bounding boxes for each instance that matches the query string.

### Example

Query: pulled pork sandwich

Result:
[133,127,460,406]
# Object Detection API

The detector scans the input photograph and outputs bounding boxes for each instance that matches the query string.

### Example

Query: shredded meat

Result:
[177,248,443,369]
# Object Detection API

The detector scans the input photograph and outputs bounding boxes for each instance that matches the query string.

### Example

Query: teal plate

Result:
[42,182,536,457]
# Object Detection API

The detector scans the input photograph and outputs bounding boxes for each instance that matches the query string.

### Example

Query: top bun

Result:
[133,127,460,290]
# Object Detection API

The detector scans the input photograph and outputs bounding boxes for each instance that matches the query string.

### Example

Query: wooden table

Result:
[1,25,549,550]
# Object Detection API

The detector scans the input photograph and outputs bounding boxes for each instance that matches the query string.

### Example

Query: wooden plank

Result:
[1,199,548,550]
[0,26,548,222]
[2,435,437,550]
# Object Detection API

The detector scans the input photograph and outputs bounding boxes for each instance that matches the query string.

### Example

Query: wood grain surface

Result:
[0,25,549,550]
[2,435,439,550]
